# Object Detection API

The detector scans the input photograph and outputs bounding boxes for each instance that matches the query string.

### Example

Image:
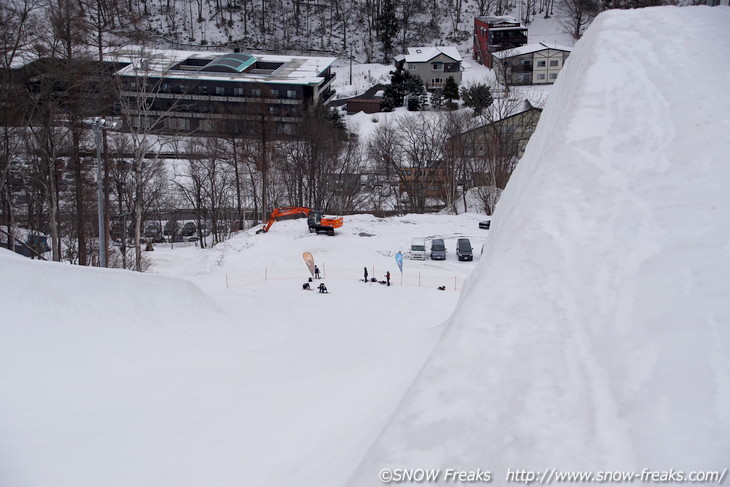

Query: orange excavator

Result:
[256,207,344,236]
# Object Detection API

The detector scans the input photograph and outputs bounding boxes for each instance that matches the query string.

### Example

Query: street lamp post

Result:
[89,117,118,268]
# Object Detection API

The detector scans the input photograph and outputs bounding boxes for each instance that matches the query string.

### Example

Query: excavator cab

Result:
[308,211,322,229]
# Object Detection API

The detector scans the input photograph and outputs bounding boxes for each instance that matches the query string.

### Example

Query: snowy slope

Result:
[349,6,730,484]
[0,213,487,487]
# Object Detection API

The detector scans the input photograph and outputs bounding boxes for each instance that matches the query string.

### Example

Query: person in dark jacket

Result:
[363,267,368,283]
[318,282,328,293]
[386,271,391,286]
[314,265,320,279]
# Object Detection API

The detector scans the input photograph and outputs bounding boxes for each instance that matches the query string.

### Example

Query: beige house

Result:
[492,43,571,86]
[394,47,463,89]
[455,101,542,189]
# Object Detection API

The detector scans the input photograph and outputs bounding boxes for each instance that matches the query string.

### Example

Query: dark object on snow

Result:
[314,265,320,279]
[308,277,313,282]
[479,220,491,230]
[363,267,368,282]
[386,271,391,286]
[378,280,387,285]
[438,285,446,291]
[318,283,328,293]
[180,222,197,237]
[144,241,154,251]
[456,238,473,261]
[303,282,311,290]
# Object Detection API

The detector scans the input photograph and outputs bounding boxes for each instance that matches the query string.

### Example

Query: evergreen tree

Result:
[378,0,399,63]
[404,76,427,111]
[380,67,411,111]
[443,76,460,109]
[430,89,445,110]
[460,83,494,116]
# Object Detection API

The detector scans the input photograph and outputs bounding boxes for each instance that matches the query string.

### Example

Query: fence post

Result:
[265,266,268,281]
[226,274,229,290]
[454,275,457,291]
[419,272,421,287]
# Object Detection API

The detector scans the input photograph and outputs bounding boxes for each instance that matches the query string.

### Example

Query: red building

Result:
[473,16,528,68]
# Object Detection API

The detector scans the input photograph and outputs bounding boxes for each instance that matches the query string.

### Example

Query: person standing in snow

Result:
[314,265,320,279]
[363,267,368,283]
[386,271,390,286]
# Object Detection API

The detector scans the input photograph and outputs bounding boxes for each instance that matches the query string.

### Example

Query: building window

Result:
[178,84,187,93]
[270,89,279,98]
[550,60,559,67]
[432,62,443,70]
[432,78,443,84]
[234,87,244,96]
[252,88,261,97]
[287,89,297,99]
[537,73,546,80]
[198,119,214,132]
[268,106,280,115]
[537,60,546,67]
[167,118,191,131]
[549,73,558,80]
[161,84,170,93]
[197,86,208,95]
[215,86,225,95]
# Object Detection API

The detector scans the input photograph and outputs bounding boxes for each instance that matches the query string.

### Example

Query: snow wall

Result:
[349,6,730,484]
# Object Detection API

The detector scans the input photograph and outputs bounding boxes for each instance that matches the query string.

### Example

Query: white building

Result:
[394,46,463,89]
[492,42,572,86]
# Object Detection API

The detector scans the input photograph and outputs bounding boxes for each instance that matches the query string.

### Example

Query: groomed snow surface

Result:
[350,5,730,485]
[0,214,486,487]
[2,6,730,487]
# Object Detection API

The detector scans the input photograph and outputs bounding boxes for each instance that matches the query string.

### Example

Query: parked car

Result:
[144,222,164,242]
[479,220,491,230]
[456,238,473,261]
[430,238,446,260]
[164,220,180,236]
[410,237,426,260]
[180,222,197,237]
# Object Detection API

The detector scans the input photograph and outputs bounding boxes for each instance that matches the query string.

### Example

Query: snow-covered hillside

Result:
[0,213,487,487]
[349,6,730,485]
[2,5,729,487]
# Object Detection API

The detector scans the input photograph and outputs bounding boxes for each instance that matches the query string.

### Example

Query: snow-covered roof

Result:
[492,42,573,59]
[488,26,528,32]
[401,46,462,63]
[110,46,336,86]
[476,15,520,24]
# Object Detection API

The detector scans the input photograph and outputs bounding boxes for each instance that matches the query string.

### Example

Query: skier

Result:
[363,267,368,283]
[386,271,391,287]
[314,265,320,279]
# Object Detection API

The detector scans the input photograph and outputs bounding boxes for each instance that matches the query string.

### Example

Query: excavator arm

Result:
[258,207,311,233]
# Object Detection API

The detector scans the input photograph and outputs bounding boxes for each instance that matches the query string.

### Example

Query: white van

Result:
[411,237,426,260]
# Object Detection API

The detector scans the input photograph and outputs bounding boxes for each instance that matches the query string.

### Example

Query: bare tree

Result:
[115,46,179,271]
[467,91,543,214]
[558,0,599,40]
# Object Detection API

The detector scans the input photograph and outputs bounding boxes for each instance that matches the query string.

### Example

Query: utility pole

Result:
[89,117,118,267]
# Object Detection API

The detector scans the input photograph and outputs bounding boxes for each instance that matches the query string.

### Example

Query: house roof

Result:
[397,46,463,63]
[492,42,573,59]
[458,101,543,137]
[489,26,528,32]
[476,15,521,25]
